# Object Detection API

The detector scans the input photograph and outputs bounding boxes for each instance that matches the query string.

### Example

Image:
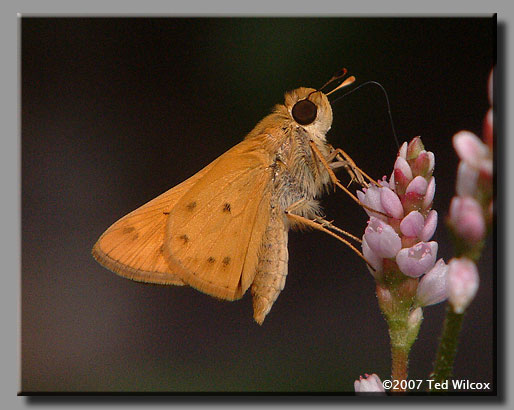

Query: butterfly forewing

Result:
[164,138,273,300]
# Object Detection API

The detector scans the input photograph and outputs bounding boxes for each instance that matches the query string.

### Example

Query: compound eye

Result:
[292,99,317,125]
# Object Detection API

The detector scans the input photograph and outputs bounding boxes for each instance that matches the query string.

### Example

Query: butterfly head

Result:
[285,69,356,136]
[285,88,333,136]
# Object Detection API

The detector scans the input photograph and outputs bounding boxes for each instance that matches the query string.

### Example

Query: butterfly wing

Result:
[163,138,274,301]
[92,157,221,285]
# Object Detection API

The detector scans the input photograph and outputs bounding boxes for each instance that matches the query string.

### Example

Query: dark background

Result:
[21,17,495,393]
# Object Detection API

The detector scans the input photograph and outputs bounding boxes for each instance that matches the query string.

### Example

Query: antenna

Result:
[331,80,400,149]
[319,68,348,92]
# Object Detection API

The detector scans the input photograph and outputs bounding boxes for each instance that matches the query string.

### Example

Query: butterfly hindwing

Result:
[92,157,221,285]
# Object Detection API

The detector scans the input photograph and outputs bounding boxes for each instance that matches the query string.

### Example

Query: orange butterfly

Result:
[92,71,364,324]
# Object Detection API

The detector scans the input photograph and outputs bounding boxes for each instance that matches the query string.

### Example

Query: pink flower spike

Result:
[398,141,408,159]
[400,211,425,238]
[406,176,428,196]
[362,236,383,277]
[453,131,488,167]
[380,186,404,219]
[354,373,386,393]
[423,176,436,209]
[420,210,438,241]
[416,259,449,307]
[447,257,479,314]
[394,156,413,180]
[364,217,402,258]
[396,241,438,278]
[448,196,486,244]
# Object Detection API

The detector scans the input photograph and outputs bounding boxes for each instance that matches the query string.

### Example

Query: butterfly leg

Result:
[326,145,377,188]
[284,199,374,268]
[309,141,388,218]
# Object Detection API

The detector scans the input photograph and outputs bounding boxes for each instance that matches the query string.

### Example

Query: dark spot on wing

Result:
[179,234,189,244]
[207,257,215,264]
[223,203,231,213]
[122,227,135,234]
[222,256,231,266]
[186,201,197,211]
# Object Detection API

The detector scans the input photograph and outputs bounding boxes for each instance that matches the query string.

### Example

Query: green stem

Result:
[388,315,420,392]
[377,279,421,392]
[430,305,464,391]
[391,346,408,386]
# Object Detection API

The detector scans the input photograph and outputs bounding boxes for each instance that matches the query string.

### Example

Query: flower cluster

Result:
[358,137,447,308]
[443,68,493,313]
[354,137,447,390]
[351,69,493,392]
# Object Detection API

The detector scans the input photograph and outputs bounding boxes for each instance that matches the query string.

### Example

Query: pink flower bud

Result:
[362,236,383,277]
[401,191,424,214]
[411,151,433,177]
[406,136,424,160]
[394,156,413,180]
[396,241,438,278]
[357,185,386,220]
[380,186,404,219]
[420,210,438,241]
[400,211,425,238]
[453,131,489,168]
[354,373,386,393]
[398,141,408,159]
[456,162,479,197]
[423,177,436,209]
[364,217,402,258]
[427,151,435,174]
[393,168,411,195]
[447,258,479,314]
[406,176,428,196]
[416,259,449,306]
[448,196,486,244]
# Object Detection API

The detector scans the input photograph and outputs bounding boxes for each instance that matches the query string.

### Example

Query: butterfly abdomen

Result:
[251,208,289,324]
